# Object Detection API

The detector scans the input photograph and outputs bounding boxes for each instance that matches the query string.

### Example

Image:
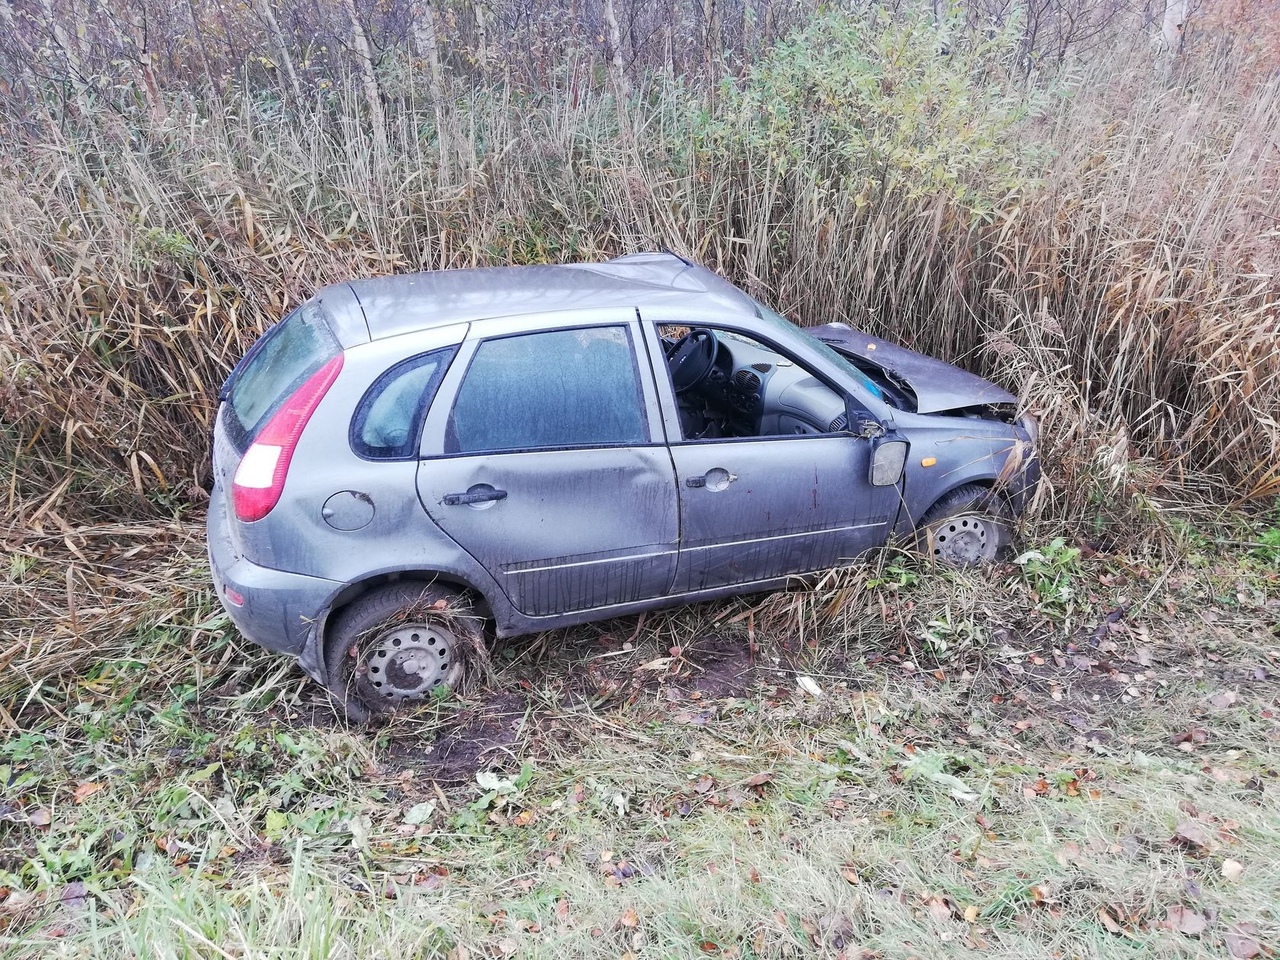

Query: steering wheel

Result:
[667,328,720,394]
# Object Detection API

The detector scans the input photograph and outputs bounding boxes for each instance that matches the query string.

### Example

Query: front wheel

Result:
[323,582,484,722]
[917,485,1013,566]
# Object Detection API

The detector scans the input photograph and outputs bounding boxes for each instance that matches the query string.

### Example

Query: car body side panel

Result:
[418,447,680,616]
[666,436,894,590]
[414,310,680,618]
[891,415,1037,532]
[223,323,469,575]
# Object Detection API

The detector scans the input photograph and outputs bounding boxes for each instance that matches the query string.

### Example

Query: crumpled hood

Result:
[811,323,1017,415]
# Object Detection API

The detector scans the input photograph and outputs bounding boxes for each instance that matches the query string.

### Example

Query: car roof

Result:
[333,252,758,341]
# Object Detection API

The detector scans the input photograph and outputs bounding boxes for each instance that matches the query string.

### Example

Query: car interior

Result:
[658,325,849,441]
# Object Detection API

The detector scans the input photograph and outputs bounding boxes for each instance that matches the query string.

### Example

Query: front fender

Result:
[894,422,1037,536]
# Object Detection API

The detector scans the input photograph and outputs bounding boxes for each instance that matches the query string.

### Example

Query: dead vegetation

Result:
[2,2,1280,957]
[1,10,1278,525]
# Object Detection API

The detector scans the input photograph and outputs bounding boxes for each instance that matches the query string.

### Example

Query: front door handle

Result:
[686,468,737,492]
[443,487,508,506]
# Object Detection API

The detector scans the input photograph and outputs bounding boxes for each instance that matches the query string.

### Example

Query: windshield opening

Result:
[749,298,883,400]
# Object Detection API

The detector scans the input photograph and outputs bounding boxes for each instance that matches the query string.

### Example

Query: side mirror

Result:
[844,397,908,487]
[869,434,908,486]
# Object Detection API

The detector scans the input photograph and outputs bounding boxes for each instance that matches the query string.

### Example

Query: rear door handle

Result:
[443,488,508,506]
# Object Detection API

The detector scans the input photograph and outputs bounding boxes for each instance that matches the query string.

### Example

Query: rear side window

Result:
[351,347,456,459]
[446,327,647,454]
[225,303,339,449]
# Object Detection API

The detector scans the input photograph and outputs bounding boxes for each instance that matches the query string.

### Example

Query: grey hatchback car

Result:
[209,253,1038,719]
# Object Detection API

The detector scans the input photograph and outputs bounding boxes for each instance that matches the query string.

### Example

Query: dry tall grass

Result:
[0,13,1276,534]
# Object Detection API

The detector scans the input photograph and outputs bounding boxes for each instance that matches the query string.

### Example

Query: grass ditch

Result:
[2,510,1278,957]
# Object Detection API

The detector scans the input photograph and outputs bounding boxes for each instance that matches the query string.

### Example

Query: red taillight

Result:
[232,354,344,522]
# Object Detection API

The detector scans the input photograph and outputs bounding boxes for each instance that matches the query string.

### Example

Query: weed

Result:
[1014,537,1083,622]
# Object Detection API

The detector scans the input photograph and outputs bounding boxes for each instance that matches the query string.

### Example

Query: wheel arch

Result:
[899,476,1007,534]
[300,568,498,686]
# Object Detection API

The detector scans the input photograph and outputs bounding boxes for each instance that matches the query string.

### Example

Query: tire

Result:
[917,484,1013,566]
[323,582,485,722]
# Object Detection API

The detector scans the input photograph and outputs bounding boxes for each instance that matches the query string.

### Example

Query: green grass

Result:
[3,519,1278,958]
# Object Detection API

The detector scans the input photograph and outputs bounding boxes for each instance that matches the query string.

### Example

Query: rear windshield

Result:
[223,302,339,449]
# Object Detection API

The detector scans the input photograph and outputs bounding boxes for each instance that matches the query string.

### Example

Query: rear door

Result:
[416,312,680,617]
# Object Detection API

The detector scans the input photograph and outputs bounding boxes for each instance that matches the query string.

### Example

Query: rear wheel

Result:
[917,485,1013,566]
[324,583,484,722]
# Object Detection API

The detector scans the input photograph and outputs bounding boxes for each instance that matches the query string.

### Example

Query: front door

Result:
[643,321,899,592]
[668,436,892,592]
[417,319,679,617]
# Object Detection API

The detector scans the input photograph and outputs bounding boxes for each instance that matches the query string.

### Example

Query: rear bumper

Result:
[207,494,340,671]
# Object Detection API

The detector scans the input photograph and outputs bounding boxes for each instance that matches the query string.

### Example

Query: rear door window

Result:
[224,303,340,450]
[446,327,647,454]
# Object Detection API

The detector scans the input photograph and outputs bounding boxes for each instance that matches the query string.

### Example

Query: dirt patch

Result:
[682,634,765,698]
[385,692,527,784]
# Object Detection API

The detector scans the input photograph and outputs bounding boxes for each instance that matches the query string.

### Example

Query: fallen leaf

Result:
[403,802,436,825]
[1098,906,1124,935]
[1226,927,1263,958]
[742,772,773,789]
[1164,905,1209,936]
[797,675,824,698]
[1173,821,1212,851]
[60,881,87,910]
[963,905,979,923]
[1055,842,1082,867]
[72,782,104,804]
[28,808,51,830]
[618,907,640,929]
[925,895,954,923]
[1209,690,1238,709]
[1221,859,1245,881]
[495,937,517,957]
